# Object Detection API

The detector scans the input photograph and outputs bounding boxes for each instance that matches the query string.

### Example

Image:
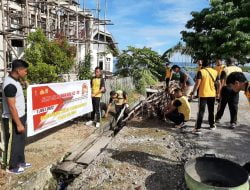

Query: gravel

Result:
[67,118,205,190]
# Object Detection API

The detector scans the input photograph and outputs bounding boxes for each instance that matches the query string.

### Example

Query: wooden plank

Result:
[56,161,78,173]
[53,161,85,175]
[64,133,99,161]
[76,135,112,165]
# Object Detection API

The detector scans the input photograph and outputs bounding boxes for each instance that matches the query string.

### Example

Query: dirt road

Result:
[68,92,250,190]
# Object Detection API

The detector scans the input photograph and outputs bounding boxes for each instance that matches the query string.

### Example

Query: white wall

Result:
[91,43,114,73]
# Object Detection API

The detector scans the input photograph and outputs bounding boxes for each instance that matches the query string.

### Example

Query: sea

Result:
[171,62,250,81]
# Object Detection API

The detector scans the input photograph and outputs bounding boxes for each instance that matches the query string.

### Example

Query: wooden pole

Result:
[25,0,29,35]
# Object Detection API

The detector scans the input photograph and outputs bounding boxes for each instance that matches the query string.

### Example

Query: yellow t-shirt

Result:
[214,65,225,76]
[176,96,191,121]
[91,77,104,98]
[223,66,242,79]
[110,90,126,105]
[165,67,172,79]
[198,68,218,97]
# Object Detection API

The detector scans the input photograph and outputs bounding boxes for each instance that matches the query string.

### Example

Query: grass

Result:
[127,90,142,105]
[242,66,250,72]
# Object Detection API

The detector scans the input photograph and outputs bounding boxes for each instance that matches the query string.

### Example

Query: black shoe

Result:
[215,119,221,124]
[210,124,216,130]
[192,129,202,135]
[230,123,237,129]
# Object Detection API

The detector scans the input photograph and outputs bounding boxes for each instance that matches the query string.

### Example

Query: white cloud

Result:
[104,0,209,52]
[156,8,192,24]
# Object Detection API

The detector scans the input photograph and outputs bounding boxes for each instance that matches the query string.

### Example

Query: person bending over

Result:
[105,90,129,128]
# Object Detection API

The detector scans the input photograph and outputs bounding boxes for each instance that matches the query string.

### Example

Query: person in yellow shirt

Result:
[220,58,242,87]
[105,90,128,118]
[165,63,172,88]
[165,88,191,128]
[86,67,105,128]
[214,59,226,77]
[190,59,220,134]
[105,90,128,131]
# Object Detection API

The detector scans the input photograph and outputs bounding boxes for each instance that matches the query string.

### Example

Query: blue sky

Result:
[83,0,209,56]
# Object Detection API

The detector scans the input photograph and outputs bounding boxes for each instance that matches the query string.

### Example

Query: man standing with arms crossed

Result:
[2,59,31,174]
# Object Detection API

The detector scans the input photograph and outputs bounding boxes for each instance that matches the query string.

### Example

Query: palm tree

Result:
[161,42,195,63]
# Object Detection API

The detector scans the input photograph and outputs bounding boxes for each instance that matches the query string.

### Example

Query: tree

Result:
[24,29,76,83]
[78,53,92,80]
[181,0,250,63]
[116,46,165,93]
[162,42,195,63]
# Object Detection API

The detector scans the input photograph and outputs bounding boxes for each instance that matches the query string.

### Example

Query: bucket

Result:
[185,154,249,190]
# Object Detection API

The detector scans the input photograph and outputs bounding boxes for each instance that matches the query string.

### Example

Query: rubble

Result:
[67,119,205,190]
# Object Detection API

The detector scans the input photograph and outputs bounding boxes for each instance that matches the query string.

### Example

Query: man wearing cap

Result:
[2,59,31,174]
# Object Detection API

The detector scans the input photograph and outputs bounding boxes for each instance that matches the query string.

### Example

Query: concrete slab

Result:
[185,92,250,165]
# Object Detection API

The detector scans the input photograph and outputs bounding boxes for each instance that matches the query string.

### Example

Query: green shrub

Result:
[24,29,76,83]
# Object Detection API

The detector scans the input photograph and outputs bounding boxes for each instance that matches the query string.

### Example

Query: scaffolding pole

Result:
[1,0,7,76]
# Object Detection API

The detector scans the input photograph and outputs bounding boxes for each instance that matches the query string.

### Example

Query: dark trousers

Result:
[115,105,123,119]
[166,111,185,125]
[196,97,215,129]
[115,104,129,127]
[91,97,101,122]
[165,78,170,88]
[216,86,239,124]
[3,115,26,169]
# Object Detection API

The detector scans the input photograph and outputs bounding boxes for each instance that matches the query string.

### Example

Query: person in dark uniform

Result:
[215,58,243,128]
[226,72,250,106]
[171,65,194,97]
[2,59,31,174]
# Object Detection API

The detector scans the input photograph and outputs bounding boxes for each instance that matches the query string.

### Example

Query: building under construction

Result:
[0,0,118,81]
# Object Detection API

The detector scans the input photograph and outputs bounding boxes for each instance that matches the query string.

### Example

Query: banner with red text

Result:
[27,80,92,137]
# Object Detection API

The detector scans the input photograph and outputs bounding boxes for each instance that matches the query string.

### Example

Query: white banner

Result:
[27,80,92,137]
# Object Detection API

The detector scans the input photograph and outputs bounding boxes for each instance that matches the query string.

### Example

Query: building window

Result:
[99,61,103,70]
[105,62,110,71]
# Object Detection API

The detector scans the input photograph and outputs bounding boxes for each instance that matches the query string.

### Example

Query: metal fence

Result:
[101,77,135,104]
